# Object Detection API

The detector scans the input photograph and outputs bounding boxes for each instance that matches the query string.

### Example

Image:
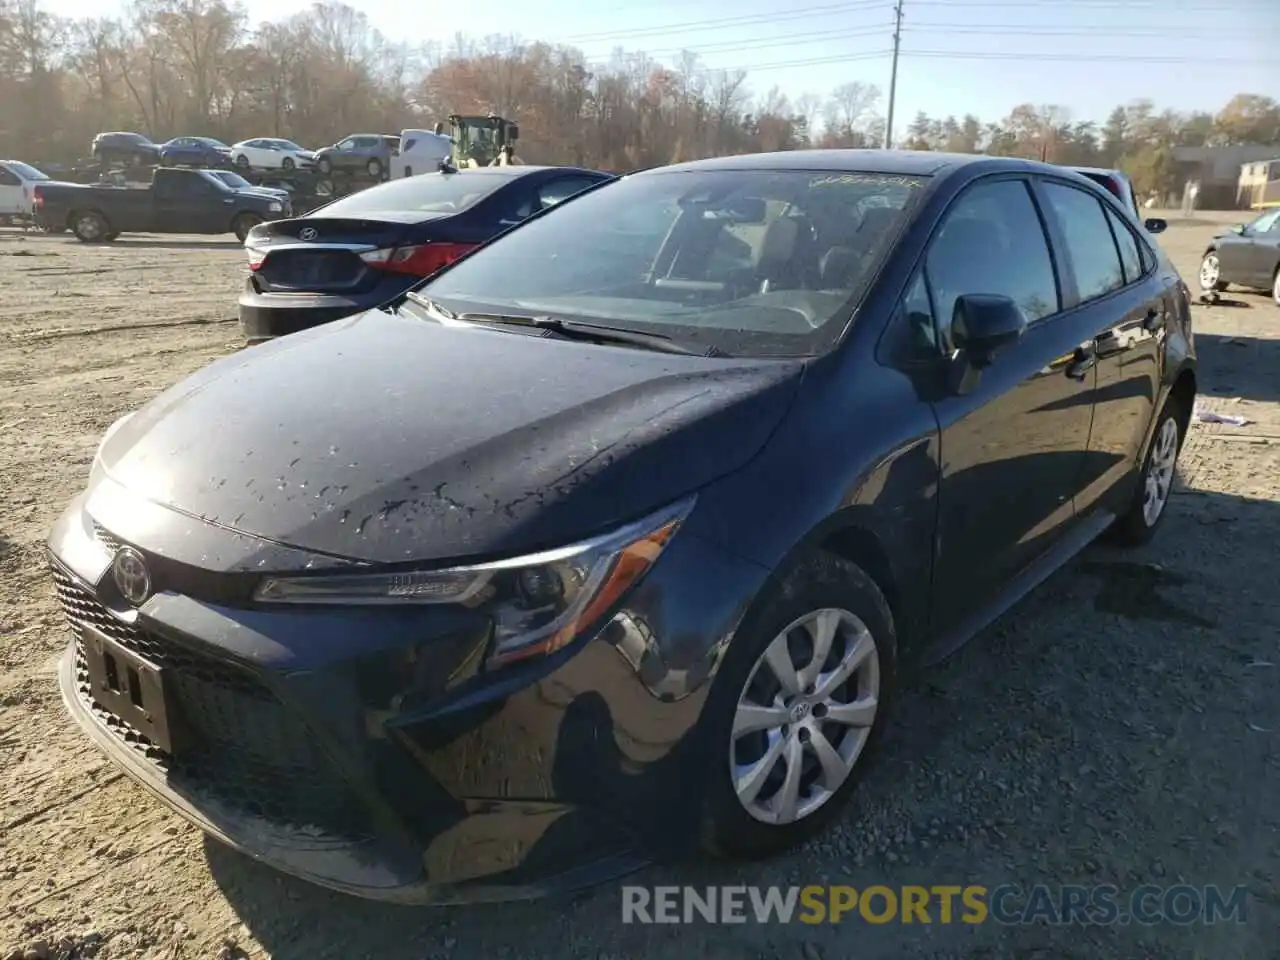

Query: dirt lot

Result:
[1,216,1277,960]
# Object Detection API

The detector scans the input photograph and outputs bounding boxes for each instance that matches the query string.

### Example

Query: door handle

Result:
[1142,308,1165,332]
[1065,345,1097,381]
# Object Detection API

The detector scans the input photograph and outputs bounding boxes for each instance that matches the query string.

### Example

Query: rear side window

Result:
[537,176,603,209]
[1104,206,1144,284]
[315,171,512,216]
[1040,182,1125,303]
[926,179,1060,327]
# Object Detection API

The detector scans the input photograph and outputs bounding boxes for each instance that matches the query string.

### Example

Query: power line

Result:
[583,25,895,59]
[905,49,1269,62]
[908,0,1241,7]
[903,23,1255,35]
[563,0,891,42]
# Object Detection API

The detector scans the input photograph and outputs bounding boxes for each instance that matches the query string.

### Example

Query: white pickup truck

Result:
[0,160,57,222]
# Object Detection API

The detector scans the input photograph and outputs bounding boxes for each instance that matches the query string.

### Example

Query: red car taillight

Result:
[359,242,477,277]
[245,242,267,271]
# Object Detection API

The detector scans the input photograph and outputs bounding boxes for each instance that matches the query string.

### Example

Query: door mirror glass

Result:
[1143,218,1167,234]
[951,293,1027,368]
[1230,223,1246,235]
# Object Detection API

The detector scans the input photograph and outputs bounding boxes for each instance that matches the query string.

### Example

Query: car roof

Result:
[1069,165,1130,180]
[642,149,1054,177]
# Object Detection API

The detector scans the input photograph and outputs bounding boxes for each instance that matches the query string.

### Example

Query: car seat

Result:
[755,215,818,292]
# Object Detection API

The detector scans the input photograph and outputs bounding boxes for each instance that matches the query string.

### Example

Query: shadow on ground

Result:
[1194,331,1280,405]
[204,484,1280,960]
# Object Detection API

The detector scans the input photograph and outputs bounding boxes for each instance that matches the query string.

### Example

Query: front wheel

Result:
[1198,251,1228,292]
[71,210,112,243]
[1110,397,1185,547]
[232,213,263,242]
[316,157,332,175]
[1272,267,1280,308]
[234,154,250,169]
[366,157,383,177]
[699,552,896,859]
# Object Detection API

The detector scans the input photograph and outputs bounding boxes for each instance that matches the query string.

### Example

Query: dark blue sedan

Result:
[50,149,1197,904]
[158,137,232,168]
[238,164,612,343]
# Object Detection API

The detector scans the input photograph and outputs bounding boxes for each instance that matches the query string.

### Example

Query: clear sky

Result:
[40,0,1279,134]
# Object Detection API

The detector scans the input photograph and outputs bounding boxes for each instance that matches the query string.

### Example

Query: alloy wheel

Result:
[76,214,102,240]
[731,607,879,825]
[1272,269,1280,307]
[1143,416,1179,527]
[1198,253,1220,290]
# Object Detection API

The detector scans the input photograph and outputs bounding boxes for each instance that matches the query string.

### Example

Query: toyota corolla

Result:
[49,149,1196,904]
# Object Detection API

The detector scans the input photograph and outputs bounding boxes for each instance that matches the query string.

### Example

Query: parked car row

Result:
[49,148,1203,908]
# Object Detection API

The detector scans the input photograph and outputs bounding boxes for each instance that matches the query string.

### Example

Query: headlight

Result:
[268,201,282,213]
[254,496,695,666]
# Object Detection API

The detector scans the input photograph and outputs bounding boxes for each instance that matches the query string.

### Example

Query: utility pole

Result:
[884,0,904,149]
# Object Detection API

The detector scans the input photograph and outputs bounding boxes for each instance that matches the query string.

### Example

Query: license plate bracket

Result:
[81,626,182,755]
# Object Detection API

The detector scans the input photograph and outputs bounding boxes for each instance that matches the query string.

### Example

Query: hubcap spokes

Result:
[1199,256,1219,289]
[731,607,880,825]
[1142,417,1179,526]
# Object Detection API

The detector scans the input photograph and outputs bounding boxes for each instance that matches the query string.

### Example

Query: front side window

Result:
[416,168,927,358]
[1040,182,1125,303]
[926,179,1059,328]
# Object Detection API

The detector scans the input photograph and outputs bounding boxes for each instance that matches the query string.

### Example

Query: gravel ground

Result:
[1,216,1277,960]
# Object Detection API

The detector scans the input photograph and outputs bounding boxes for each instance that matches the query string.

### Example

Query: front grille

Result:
[52,564,370,839]
[260,249,365,290]
[91,521,122,555]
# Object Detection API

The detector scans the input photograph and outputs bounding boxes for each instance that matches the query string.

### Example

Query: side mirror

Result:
[1230,223,1246,235]
[1144,218,1167,234]
[507,123,519,141]
[951,294,1027,370]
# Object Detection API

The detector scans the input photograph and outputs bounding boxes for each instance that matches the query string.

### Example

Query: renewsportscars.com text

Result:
[621,884,1249,926]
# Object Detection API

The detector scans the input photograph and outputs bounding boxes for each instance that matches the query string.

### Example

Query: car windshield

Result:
[7,161,48,180]
[1248,209,1280,232]
[317,171,512,217]
[417,168,926,358]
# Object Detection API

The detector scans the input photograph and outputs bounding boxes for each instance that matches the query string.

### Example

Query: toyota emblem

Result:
[298,227,318,241]
[111,547,152,606]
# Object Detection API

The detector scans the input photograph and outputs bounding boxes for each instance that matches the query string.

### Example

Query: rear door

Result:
[925,176,1100,625]
[1032,177,1165,518]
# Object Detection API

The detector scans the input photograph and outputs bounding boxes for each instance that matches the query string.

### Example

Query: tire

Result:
[232,213,263,243]
[1198,250,1228,292]
[71,210,112,243]
[1272,266,1280,308]
[234,154,250,169]
[698,551,897,859]
[1110,396,1185,547]
[281,156,295,171]
[316,157,332,175]
[366,157,383,177]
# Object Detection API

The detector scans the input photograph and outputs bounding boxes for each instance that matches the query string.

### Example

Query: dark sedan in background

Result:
[158,137,233,168]
[51,150,1195,904]
[238,164,612,342]
[1198,206,1280,305]
[90,131,162,167]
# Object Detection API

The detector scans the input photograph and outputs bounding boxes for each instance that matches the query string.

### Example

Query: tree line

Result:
[2,0,1278,193]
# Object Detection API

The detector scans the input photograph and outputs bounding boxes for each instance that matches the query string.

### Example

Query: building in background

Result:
[1173,145,1280,209]
[1237,157,1280,209]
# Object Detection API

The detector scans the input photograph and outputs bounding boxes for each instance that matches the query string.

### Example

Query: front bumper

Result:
[49,490,767,902]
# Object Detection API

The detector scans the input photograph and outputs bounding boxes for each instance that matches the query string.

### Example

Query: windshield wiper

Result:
[461,311,719,356]
[401,293,720,356]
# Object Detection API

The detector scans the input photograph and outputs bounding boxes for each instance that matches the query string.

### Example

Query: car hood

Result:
[98,311,803,564]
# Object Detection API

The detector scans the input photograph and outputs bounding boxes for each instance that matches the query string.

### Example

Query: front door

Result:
[0,166,23,216]
[924,177,1098,625]
[1241,209,1280,287]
